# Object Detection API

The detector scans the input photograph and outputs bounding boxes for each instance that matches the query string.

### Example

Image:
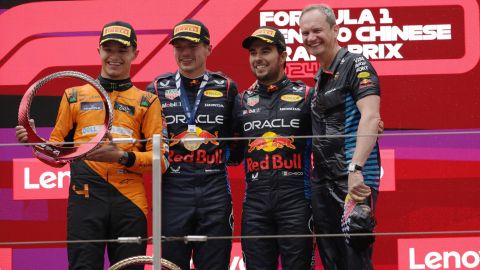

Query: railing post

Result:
[152,134,162,269]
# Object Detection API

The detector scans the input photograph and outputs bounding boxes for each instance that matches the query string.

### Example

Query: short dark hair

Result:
[300,4,337,27]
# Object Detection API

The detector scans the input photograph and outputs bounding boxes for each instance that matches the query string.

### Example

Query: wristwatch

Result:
[348,163,363,173]
[118,151,129,165]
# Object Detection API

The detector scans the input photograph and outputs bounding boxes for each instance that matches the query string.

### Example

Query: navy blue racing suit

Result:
[233,76,314,270]
[147,71,237,270]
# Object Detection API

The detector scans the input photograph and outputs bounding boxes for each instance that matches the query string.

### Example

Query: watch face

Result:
[348,163,362,172]
[348,163,355,172]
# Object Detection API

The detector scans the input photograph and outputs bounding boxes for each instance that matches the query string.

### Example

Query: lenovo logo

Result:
[399,237,480,270]
[13,158,70,200]
[409,248,480,269]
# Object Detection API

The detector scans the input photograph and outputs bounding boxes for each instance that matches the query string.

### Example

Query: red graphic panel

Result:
[0,1,479,269]
[261,0,480,76]
[380,149,396,192]
[12,158,70,200]
[0,248,12,270]
[0,0,261,87]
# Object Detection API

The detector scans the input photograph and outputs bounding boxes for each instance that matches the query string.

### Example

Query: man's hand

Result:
[348,172,371,202]
[84,133,123,163]
[15,119,35,143]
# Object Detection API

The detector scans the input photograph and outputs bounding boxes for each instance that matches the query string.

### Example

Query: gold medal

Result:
[183,132,202,151]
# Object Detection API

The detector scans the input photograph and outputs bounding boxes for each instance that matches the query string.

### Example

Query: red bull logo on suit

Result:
[246,132,300,172]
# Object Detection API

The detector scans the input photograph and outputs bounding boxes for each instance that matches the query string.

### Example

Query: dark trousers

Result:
[242,186,314,270]
[162,174,233,270]
[67,163,147,270]
[311,179,378,270]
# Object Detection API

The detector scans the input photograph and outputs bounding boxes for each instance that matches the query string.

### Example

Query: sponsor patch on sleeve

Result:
[140,95,152,107]
[359,79,375,89]
[357,71,371,79]
[67,88,77,103]
[247,95,259,106]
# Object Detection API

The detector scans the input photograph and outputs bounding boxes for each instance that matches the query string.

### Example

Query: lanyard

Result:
[175,71,209,125]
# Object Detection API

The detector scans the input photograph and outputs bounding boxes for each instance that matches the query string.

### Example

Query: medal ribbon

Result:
[176,71,209,125]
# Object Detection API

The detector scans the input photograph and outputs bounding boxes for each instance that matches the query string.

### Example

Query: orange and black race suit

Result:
[147,71,237,270]
[50,82,169,269]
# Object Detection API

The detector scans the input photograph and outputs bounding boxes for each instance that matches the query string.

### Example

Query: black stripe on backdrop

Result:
[0,95,62,128]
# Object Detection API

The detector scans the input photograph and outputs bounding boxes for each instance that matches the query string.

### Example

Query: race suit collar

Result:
[180,73,204,91]
[257,75,290,94]
[97,76,133,92]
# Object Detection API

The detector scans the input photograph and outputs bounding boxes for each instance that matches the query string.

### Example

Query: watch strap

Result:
[348,163,363,173]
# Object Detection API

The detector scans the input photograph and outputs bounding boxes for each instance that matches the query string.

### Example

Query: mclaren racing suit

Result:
[49,80,169,270]
[311,47,381,269]
[147,71,237,270]
[233,76,314,270]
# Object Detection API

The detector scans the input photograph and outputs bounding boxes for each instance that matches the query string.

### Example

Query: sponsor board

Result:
[10,149,393,200]
[13,158,70,200]
[398,237,480,270]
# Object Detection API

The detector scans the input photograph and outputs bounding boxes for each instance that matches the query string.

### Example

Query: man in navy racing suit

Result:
[232,26,314,270]
[146,19,237,270]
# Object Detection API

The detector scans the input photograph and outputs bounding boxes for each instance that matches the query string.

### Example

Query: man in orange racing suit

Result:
[15,21,169,270]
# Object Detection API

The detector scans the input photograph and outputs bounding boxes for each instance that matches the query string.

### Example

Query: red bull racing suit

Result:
[232,77,314,270]
[147,71,237,270]
[49,77,169,270]
[311,48,381,269]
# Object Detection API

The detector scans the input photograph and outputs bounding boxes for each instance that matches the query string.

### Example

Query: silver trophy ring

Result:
[107,256,181,270]
[18,71,113,167]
